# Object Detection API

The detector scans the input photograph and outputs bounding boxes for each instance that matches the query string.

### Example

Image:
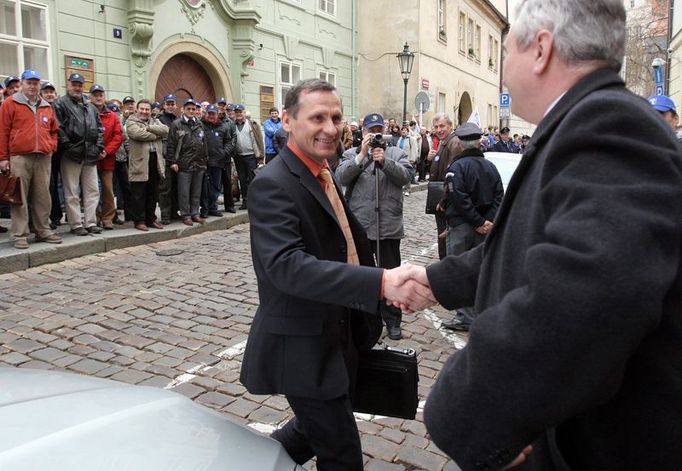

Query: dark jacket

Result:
[158,111,176,128]
[492,139,515,153]
[54,93,103,164]
[273,127,288,156]
[202,118,236,168]
[166,116,207,171]
[424,68,682,471]
[443,148,504,228]
[429,131,463,181]
[240,145,383,400]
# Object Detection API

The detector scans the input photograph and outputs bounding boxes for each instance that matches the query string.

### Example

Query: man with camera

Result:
[336,113,415,340]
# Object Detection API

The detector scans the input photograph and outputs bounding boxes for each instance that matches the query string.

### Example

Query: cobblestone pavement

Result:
[0,190,468,471]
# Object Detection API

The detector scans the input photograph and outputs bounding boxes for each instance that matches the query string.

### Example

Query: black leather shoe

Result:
[208,210,223,217]
[386,325,402,340]
[441,318,470,332]
[225,207,237,214]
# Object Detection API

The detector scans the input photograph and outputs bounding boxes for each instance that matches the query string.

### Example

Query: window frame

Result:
[318,69,336,87]
[458,11,466,53]
[318,0,335,16]
[437,0,447,42]
[0,0,51,79]
[279,59,302,108]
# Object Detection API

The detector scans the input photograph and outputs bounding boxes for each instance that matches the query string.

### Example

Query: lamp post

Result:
[652,57,666,96]
[396,42,415,125]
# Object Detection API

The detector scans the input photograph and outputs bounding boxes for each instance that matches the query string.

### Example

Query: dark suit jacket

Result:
[424,68,682,471]
[240,145,383,400]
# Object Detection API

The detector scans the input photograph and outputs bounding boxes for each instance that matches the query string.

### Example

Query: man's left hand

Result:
[0,160,9,172]
[372,147,385,167]
[98,151,107,161]
[476,220,493,235]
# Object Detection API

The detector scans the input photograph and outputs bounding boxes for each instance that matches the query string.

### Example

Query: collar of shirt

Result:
[183,115,195,124]
[287,142,328,185]
[544,91,568,118]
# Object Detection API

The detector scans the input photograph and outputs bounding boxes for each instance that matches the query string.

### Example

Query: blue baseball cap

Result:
[122,95,135,103]
[183,98,199,107]
[163,94,177,103]
[234,104,245,111]
[89,84,105,93]
[648,95,677,113]
[226,103,235,111]
[67,73,85,84]
[21,69,41,81]
[106,103,120,113]
[362,113,385,129]
[152,101,161,110]
[215,96,226,105]
[206,104,219,113]
[40,81,55,91]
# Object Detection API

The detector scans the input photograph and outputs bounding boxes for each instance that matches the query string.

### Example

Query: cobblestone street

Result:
[0,190,467,471]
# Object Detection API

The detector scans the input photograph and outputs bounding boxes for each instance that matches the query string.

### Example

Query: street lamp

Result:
[396,42,415,124]
[652,57,666,95]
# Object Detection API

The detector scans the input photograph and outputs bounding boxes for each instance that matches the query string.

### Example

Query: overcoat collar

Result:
[486,68,624,245]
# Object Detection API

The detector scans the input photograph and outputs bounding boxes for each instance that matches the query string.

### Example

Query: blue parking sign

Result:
[500,93,511,107]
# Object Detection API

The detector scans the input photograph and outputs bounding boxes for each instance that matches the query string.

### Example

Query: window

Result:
[438,92,446,113]
[458,12,466,52]
[467,18,474,57]
[437,0,446,40]
[492,39,499,70]
[488,34,494,68]
[0,0,50,77]
[319,70,335,86]
[318,0,335,15]
[280,60,301,107]
[475,24,481,60]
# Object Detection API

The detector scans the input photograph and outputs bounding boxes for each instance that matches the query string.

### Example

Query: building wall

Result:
[2,0,356,124]
[357,0,506,128]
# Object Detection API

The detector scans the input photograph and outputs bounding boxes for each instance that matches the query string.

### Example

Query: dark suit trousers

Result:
[369,239,402,327]
[234,154,257,201]
[272,394,363,471]
[435,212,447,260]
[221,161,234,210]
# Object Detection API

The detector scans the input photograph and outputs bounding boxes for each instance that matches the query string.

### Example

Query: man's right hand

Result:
[170,164,179,173]
[427,148,437,161]
[0,160,10,172]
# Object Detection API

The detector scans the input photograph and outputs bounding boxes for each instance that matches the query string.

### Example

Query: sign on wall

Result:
[260,85,276,123]
[65,56,95,91]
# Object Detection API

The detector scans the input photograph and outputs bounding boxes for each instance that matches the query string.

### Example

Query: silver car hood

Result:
[0,368,300,470]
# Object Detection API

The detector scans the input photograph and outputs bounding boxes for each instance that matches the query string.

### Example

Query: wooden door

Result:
[155,54,216,104]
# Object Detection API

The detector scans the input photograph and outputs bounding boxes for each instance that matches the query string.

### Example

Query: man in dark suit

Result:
[388,1,682,470]
[239,78,433,471]
[492,126,514,152]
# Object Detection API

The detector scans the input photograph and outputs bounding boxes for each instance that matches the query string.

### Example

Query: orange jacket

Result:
[0,93,59,161]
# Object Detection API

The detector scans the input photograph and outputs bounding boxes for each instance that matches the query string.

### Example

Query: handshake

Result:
[383,264,437,313]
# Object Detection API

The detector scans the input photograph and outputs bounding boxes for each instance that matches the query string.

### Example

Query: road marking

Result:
[164,340,248,390]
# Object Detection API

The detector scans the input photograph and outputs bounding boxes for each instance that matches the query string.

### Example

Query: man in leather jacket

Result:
[53,73,104,235]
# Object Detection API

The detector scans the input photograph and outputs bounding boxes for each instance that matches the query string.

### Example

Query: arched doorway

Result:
[458,92,473,126]
[154,54,216,104]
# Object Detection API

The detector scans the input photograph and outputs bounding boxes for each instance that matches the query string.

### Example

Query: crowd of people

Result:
[0,72,288,247]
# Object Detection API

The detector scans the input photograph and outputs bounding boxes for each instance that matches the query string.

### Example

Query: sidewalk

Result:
[0,210,249,275]
[0,181,428,275]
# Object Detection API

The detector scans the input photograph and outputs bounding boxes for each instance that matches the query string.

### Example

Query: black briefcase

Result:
[353,345,419,420]
[425,181,444,214]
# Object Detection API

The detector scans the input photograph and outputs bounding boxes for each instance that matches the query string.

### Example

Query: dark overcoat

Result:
[424,68,682,471]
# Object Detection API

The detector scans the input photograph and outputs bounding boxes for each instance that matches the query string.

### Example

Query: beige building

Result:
[357,0,508,128]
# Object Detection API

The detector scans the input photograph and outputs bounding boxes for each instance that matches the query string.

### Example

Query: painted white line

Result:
[216,340,247,359]
[423,309,467,350]
[164,340,248,390]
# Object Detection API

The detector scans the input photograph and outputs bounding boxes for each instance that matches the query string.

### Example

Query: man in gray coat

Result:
[387,1,682,470]
[336,113,414,340]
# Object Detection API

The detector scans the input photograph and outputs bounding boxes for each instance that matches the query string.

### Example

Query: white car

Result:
[484,151,523,190]
[0,368,302,470]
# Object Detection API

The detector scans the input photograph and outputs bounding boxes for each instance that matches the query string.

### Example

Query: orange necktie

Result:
[318,168,359,265]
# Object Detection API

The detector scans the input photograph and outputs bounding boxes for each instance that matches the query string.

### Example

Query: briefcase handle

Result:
[375,340,416,356]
